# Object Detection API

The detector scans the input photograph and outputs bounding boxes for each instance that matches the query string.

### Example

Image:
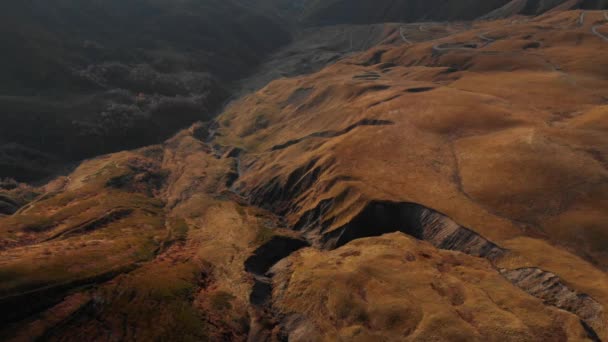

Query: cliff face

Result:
[1,5,608,342]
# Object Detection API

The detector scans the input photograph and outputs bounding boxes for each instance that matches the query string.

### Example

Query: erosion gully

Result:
[207,127,604,341]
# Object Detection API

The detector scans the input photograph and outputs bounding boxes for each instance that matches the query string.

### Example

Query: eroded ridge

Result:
[302,200,505,261]
[285,198,604,337]
[502,267,605,339]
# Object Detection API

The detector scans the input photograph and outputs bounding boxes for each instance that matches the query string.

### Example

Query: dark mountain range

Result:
[0,0,290,181]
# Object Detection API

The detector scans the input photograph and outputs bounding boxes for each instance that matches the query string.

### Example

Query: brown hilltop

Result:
[1,9,608,341]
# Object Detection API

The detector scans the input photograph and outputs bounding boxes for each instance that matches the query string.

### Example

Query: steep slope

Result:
[212,9,608,338]
[271,234,591,341]
[1,8,608,342]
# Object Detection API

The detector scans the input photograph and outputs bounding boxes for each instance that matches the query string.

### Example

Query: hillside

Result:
[5,0,607,183]
[1,8,608,341]
[0,0,290,182]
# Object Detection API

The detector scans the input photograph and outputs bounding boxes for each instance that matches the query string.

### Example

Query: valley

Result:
[1,1,608,341]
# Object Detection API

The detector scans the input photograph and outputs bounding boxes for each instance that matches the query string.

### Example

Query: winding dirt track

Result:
[591,11,608,42]
[477,31,497,48]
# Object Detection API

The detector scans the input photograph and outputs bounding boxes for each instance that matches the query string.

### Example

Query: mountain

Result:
[482,0,608,18]
[0,0,290,181]
[295,0,513,24]
[272,0,607,25]
[1,7,608,341]
[4,0,607,183]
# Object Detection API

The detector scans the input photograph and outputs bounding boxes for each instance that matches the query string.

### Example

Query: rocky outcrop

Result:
[269,233,594,341]
[245,235,310,308]
[315,201,505,260]
[245,236,310,276]
[244,236,310,340]
[502,267,604,339]
[292,196,605,336]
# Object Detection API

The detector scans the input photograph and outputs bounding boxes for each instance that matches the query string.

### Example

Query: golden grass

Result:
[211,15,608,331]
[272,233,589,341]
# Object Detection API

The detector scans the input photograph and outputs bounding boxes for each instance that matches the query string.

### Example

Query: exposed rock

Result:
[502,267,605,338]
[270,233,590,341]
[245,236,310,276]
[311,200,505,260]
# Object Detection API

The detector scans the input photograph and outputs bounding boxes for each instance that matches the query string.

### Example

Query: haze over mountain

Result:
[0,0,290,181]
[4,0,606,182]
[1,1,608,341]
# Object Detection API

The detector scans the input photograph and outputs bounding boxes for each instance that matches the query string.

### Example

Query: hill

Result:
[1,9,608,341]
[5,0,608,183]
[0,0,290,181]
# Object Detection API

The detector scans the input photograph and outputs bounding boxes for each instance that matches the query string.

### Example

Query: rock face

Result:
[502,267,605,338]
[318,201,506,261]
[270,233,591,341]
[245,236,310,276]
[1,5,608,342]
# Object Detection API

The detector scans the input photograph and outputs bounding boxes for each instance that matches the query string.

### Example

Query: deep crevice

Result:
[245,236,310,276]
[244,236,309,341]
[318,201,505,261]
[293,198,604,337]
[581,320,602,342]
[501,267,604,339]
